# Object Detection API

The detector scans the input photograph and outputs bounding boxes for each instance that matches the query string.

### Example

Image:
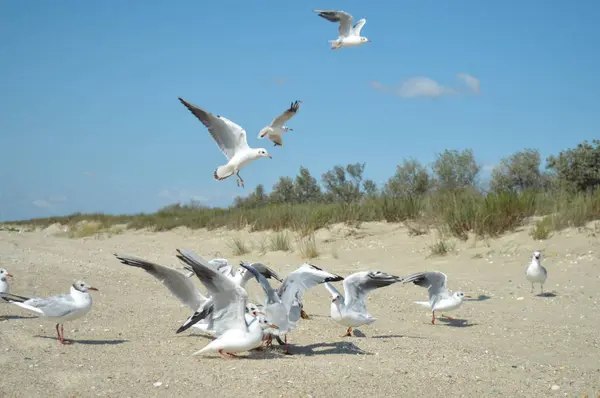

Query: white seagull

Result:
[243,261,344,354]
[113,252,280,336]
[324,271,403,337]
[525,251,548,294]
[403,271,471,325]
[312,9,370,50]
[0,281,98,344]
[178,97,272,188]
[257,101,302,147]
[0,268,14,321]
[174,252,279,359]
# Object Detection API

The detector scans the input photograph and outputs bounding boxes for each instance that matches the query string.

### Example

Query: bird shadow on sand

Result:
[536,292,558,298]
[34,335,129,345]
[436,318,476,328]
[0,315,38,320]
[282,341,373,357]
[465,295,492,302]
[370,334,427,340]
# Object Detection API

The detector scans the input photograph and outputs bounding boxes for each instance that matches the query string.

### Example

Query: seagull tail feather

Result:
[214,166,234,181]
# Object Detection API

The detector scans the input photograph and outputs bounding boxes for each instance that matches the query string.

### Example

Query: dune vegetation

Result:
[4,140,600,244]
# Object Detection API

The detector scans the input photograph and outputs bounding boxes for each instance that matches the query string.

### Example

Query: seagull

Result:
[0,268,14,321]
[526,251,548,294]
[172,252,279,359]
[0,281,98,344]
[324,271,404,337]
[312,9,370,50]
[178,97,272,188]
[113,252,281,337]
[174,251,282,335]
[257,101,302,147]
[243,261,344,354]
[402,271,471,325]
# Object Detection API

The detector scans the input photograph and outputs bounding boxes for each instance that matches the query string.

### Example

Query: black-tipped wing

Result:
[343,271,402,313]
[270,100,302,128]
[313,9,353,37]
[402,271,450,303]
[178,97,249,160]
[114,253,207,311]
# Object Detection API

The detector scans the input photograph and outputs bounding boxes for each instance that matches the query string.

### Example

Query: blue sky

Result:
[1,1,599,221]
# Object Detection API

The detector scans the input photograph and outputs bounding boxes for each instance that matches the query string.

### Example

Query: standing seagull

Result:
[324,271,404,337]
[178,97,272,188]
[526,251,548,294]
[258,101,302,147]
[0,268,13,321]
[312,9,370,50]
[0,281,98,344]
[402,271,471,325]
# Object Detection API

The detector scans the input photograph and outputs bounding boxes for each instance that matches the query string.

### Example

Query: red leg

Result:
[218,349,237,360]
[56,324,62,343]
[431,311,436,325]
[342,327,352,337]
[60,324,73,345]
[441,314,455,320]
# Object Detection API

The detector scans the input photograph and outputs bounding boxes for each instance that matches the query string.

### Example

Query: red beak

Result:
[88,287,99,291]
[6,273,13,278]
[464,295,472,298]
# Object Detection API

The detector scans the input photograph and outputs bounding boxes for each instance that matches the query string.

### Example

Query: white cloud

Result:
[371,77,455,98]
[457,73,481,94]
[372,74,481,98]
[49,195,67,202]
[158,189,208,204]
[32,199,52,208]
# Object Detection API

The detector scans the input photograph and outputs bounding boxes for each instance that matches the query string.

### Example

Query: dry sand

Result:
[1,221,599,397]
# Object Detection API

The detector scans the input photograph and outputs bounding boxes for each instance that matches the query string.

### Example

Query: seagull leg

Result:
[431,311,436,325]
[300,309,310,319]
[283,335,292,355]
[275,335,285,346]
[59,324,73,345]
[236,172,245,188]
[540,284,544,294]
[441,314,455,320]
[342,327,353,337]
[530,283,534,293]
[55,323,62,342]
[218,349,237,360]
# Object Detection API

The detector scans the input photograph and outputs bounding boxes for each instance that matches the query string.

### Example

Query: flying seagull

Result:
[258,101,302,147]
[178,97,272,188]
[312,9,370,50]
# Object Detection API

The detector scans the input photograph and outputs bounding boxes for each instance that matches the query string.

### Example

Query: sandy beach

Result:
[1,221,599,397]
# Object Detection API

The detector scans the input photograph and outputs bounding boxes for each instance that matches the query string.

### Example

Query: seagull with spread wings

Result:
[178,97,272,188]
[402,271,471,324]
[324,271,404,337]
[258,101,302,147]
[312,9,370,50]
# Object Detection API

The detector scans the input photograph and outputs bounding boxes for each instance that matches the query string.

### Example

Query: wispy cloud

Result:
[457,73,481,94]
[32,199,52,208]
[158,189,208,204]
[32,195,67,209]
[371,73,481,98]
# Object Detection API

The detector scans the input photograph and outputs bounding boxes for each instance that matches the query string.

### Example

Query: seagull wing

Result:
[351,18,366,36]
[270,101,302,128]
[178,97,249,160]
[402,271,450,307]
[343,271,402,314]
[313,9,354,38]
[114,253,207,311]
[176,248,248,335]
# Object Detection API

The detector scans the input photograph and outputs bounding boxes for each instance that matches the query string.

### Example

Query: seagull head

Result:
[257,148,272,159]
[454,291,471,300]
[72,280,99,293]
[532,251,542,262]
[0,268,13,279]
[256,315,279,330]
[360,37,371,43]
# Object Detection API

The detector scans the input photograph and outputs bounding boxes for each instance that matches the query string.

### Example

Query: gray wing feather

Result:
[26,295,77,317]
[178,97,247,160]
[313,9,354,37]
[344,271,401,313]
[270,101,301,127]
[114,253,207,311]
[402,271,450,307]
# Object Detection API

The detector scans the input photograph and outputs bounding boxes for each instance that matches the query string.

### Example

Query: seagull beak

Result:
[367,39,371,42]
[6,273,13,278]
[268,155,272,159]
[464,295,472,299]
[269,324,279,329]
[88,287,99,291]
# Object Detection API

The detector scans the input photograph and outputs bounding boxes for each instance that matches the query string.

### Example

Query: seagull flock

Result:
[177,9,371,189]
[1,250,548,358]
[0,9,552,360]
